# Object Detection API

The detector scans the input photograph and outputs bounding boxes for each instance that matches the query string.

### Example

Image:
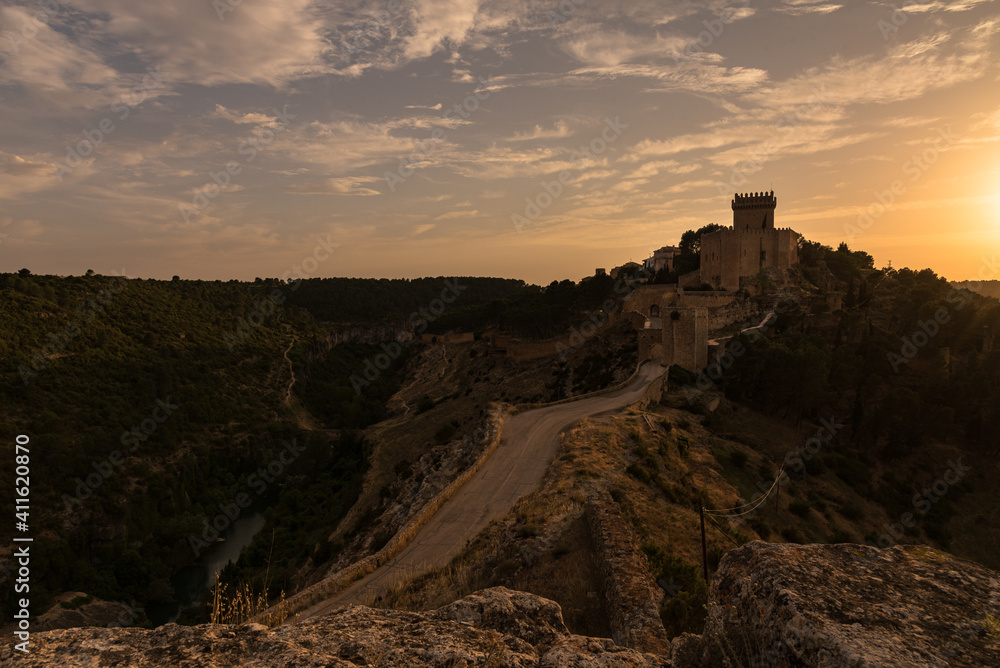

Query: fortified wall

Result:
[623,287,762,371]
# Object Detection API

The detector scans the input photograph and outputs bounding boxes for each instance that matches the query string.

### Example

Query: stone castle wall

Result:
[701,228,799,291]
[662,307,708,371]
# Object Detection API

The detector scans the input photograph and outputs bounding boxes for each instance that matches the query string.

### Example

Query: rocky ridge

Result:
[5,543,999,667]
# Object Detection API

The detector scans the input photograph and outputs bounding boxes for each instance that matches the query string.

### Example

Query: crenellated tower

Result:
[698,189,799,291]
[732,190,776,231]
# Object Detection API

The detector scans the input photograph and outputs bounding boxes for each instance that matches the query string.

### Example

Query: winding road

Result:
[295,361,666,621]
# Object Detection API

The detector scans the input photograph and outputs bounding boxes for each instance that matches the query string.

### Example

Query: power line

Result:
[705,513,743,548]
[703,465,784,517]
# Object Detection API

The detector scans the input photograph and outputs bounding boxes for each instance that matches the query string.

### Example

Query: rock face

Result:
[1,587,668,668]
[672,542,1000,667]
[5,544,999,667]
[585,490,670,654]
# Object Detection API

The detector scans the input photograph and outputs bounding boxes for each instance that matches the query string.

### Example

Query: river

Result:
[147,511,267,626]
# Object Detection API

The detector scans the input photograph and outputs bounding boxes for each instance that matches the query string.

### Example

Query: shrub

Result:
[747,516,771,539]
[781,527,805,543]
[729,449,748,469]
[828,528,856,543]
[677,436,691,459]
[838,501,864,521]
[641,543,708,638]
[434,423,457,443]
[60,594,94,610]
[807,492,827,512]
[517,523,542,539]
[804,456,826,476]
[627,462,652,484]
[789,499,811,518]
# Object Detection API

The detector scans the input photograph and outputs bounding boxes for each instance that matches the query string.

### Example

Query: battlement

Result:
[714,227,797,235]
[732,191,777,210]
[732,189,776,231]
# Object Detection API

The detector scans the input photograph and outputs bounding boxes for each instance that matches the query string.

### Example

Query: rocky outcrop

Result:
[2,587,668,668]
[7,544,1000,667]
[673,542,1000,667]
[585,490,670,654]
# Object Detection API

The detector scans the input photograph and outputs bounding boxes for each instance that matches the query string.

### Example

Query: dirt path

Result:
[294,361,666,621]
[282,338,323,432]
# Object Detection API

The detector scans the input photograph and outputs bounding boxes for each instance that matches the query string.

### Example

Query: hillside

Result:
[359,243,1000,644]
[952,279,1000,302]
[3,240,999,649]
[0,270,638,625]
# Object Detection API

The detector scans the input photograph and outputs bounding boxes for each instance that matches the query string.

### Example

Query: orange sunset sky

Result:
[1,0,999,285]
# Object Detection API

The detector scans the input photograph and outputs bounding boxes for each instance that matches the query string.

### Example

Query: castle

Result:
[623,191,802,372]
[699,191,799,291]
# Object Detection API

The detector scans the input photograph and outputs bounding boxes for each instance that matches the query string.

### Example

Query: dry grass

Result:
[983,614,1000,640]
[213,531,292,627]
[210,578,289,626]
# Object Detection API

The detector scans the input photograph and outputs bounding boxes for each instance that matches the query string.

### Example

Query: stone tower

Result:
[732,191,776,231]
[662,308,708,371]
[699,190,798,291]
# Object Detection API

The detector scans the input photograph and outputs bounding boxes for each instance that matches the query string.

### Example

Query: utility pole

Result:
[699,505,708,582]
[774,476,781,518]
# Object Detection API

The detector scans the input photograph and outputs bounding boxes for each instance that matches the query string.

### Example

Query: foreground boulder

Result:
[5,544,999,667]
[1,587,668,668]
[673,542,1000,667]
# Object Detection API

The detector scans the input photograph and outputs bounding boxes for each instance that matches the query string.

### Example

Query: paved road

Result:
[296,361,666,621]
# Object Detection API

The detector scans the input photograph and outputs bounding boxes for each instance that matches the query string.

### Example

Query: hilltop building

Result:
[643,245,681,274]
[622,191,802,371]
[698,191,799,291]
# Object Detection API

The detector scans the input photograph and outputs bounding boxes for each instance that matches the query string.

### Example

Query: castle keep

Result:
[622,190,802,372]
[699,191,799,291]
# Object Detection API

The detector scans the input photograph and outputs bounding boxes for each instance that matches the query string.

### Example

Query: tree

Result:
[678,223,724,256]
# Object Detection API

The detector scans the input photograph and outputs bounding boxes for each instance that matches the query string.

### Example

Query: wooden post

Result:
[700,505,708,582]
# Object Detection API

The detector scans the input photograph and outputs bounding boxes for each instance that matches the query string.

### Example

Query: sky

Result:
[1,0,999,286]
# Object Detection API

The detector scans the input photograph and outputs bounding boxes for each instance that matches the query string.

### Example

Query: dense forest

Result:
[0,270,640,624]
[701,244,1000,552]
[2,243,998,627]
